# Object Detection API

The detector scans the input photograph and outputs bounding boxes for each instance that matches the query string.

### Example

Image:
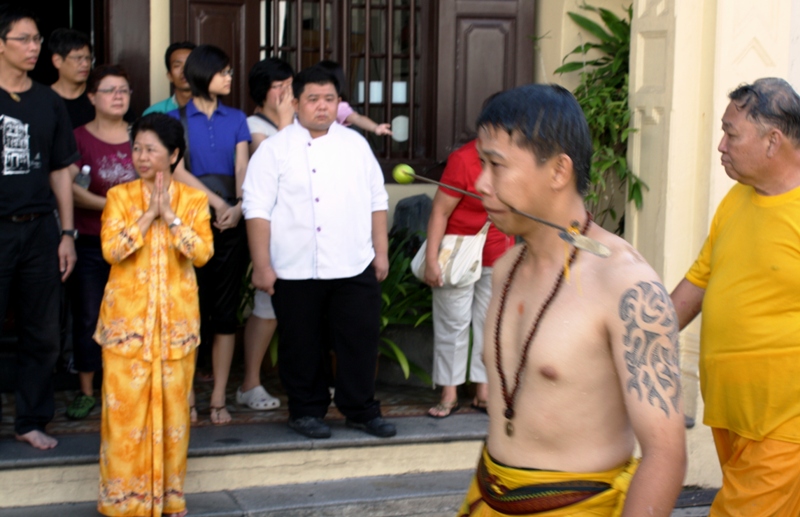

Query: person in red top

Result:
[66,65,137,420]
[424,139,515,417]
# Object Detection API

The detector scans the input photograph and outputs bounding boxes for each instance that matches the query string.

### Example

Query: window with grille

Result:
[259,0,437,167]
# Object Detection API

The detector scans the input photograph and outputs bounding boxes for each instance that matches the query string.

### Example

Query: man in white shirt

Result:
[243,65,394,439]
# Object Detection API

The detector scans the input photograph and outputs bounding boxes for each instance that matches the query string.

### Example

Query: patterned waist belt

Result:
[476,454,611,514]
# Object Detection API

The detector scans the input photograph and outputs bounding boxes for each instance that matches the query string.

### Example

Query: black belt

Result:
[1,212,48,223]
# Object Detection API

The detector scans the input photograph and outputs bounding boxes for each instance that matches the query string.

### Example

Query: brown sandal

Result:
[427,401,460,419]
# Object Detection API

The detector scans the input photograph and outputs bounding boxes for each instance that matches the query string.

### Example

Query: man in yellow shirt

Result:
[671,78,800,516]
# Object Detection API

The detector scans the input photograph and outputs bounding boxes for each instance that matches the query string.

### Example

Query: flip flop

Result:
[470,400,488,414]
[427,401,460,419]
[210,405,232,425]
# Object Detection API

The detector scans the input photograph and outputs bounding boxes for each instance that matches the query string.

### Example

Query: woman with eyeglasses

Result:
[65,65,138,421]
[168,44,251,425]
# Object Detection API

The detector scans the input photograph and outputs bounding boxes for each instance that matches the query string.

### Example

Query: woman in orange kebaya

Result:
[94,113,214,517]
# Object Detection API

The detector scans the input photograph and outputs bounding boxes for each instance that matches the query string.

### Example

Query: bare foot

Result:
[189,406,198,424]
[210,405,231,425]
[164,510,188,517]
[16,430,58,450]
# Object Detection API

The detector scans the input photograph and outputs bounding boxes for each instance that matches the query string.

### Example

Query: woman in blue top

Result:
[169,45,251,425]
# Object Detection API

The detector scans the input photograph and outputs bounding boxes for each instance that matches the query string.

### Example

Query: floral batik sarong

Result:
[98,348,195,516]
[459,446,639,516]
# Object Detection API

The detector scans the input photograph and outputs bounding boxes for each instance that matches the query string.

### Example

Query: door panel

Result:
[172,0,260,113]
[436,0,535,160]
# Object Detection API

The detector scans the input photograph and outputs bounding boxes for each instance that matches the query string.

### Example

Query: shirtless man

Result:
[459,84,686,516]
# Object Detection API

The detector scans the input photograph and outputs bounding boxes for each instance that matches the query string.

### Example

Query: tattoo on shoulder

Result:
[619,281,681,418]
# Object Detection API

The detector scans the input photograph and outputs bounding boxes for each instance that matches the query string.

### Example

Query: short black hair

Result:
[48,28,91,58]
[183,44,230,100]
[87,64,129,94]
[292,64,339,99]
[317,60,348,101]
[476,84,592,195]
[164,41,196,71]
[131,114,186,172]
[729,78,800,145]
[0,5,38,40]
[248,58,294,105]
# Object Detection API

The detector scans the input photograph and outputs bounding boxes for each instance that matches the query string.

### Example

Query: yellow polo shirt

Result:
[687,182,800,443]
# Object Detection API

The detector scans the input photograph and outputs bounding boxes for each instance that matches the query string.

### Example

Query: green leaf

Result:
[568,12,613,42]
[555,61,586,74]
[598,8,629,40]
[379,337,410,379]
[408,362,433,386]
[414,313,432,326]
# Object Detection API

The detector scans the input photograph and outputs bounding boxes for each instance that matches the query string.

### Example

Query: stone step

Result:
[0,414,488,509]
[0,470,718,517]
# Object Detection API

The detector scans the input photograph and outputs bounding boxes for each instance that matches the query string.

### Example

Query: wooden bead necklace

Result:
[494,212,592,437]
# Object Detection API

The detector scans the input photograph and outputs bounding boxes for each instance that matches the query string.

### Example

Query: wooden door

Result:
[435,0,535,160]
[171,0,261,113]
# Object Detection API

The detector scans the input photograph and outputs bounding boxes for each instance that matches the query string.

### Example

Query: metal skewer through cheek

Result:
[399,171,611,258]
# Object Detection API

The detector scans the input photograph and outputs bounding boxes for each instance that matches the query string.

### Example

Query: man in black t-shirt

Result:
[0,5,79,450]
[49,28,94,129]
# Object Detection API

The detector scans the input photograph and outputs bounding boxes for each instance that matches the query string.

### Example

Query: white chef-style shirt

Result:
[243,120,389,280]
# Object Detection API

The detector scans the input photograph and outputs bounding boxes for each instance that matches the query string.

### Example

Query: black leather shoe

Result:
[346,416,397,438]
[289,416,331,438]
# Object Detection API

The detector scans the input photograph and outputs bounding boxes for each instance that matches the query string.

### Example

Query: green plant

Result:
[555,3,646,233]
[378,228,433,385]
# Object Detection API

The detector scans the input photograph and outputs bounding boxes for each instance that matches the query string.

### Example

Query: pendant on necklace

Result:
[505,420,514,437]
[9,92,20,102]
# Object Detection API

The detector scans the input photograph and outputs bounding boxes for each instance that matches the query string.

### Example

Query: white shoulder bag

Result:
[410,221,491,288]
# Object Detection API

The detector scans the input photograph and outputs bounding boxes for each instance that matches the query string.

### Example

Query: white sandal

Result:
[236,385,280,410]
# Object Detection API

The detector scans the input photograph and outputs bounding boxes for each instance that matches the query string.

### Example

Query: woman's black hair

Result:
[248,58,294,106]
[292,64,339,99]
[131,114,186,172]
[86,64,129,94]
[317,60,348,101]
[183,44,230,101]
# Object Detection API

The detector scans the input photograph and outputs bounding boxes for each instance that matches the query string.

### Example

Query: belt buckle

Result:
[11,213,35,223]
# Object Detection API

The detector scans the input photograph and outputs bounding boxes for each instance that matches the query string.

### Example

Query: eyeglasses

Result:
[67,55,94,65]
[96,87,132,96]
[219,68,234,77]
[3,34,44,46]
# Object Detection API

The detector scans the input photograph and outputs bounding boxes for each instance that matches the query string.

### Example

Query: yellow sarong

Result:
[710,428,800,517]
[459,447,639,516]
[98,349,195,517]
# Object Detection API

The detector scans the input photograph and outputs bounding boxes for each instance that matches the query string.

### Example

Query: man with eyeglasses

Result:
[671,78,800,515]
[0,5,79,450]
[49,28,94,129]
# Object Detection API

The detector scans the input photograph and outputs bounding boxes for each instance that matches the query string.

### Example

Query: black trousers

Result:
[196,219,250,368]
[67,236,108,373]
[272,265,382,422]
[0,213,61,434]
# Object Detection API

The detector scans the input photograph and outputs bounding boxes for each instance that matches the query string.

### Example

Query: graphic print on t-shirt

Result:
[1,114,30,175]
[97,152,136,188]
